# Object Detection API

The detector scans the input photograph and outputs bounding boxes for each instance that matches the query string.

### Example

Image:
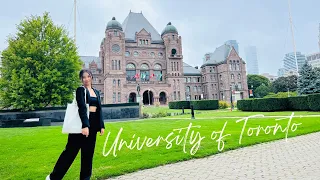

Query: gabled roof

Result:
[183,62,201,76]
[122,12,163,43]
[202,44,232,66]
[80,56,102,69]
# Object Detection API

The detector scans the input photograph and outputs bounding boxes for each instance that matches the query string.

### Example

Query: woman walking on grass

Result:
[46,69,105,180]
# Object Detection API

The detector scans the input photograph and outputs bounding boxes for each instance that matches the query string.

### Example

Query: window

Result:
[143,40,145,44]
[118,79,121,87]
[238,73,241,79]
[113,79,116,86]
[140,63,150,81]
[236,62,240,70]
[211,84,213,90]
[174,91,177,100]
[113,92,116,103]
[186,86,190,92]
[178,91,180,100]
[150,52,155,57]
[172,35,175,40]
[220,75,222,81]
[174,62,176,71]
[184,78,187,82]
[177,62,179,71]
[118,60,121,70]
[198,77,200,82]
[146,40,148,45]
[187,77,191,82]
[231,74,234,79]
[133,51,139,57]
[238,82,242,89]
[158,52,163,57]
[125,51,130,57]
[171,49,177,56]
[114,30,118,36]
[210,67,212,72]
[139,39,142,45]
[210,75,213,80]
[194,86,197,92]
[126,63,136,81]
[111,60,114,70]
[171,62,173,71]
[212,67,215,73]
[118,92,121,102]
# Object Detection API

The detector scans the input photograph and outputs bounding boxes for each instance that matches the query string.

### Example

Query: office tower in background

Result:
[244,46,259,75]
[283,52,306,72]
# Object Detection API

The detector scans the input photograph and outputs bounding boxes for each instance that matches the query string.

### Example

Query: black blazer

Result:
[76,86,105,130]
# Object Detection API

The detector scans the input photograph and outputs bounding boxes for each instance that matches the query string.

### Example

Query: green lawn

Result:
[1,110,320,180]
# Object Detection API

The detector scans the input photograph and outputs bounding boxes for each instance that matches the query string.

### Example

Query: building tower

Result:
[161,22,185,101]
[100,17,126,104]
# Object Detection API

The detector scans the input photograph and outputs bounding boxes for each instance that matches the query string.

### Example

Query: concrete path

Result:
[107,132,320,180]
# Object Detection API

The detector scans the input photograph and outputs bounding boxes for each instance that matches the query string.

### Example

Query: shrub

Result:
[219,101,229,109]
[288,96,309,111]
[168,101,190,109]
[190,100,219,110]
[252,98,288,112]
[237,99,254,111]
[307,93,320,111]
[264,91,297,98]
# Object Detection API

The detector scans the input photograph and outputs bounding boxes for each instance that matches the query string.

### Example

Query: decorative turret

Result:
[161,22,178,36]
[106,17,123,31]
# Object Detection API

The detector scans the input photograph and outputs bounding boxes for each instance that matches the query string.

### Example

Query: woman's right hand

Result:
[82,127,89,137]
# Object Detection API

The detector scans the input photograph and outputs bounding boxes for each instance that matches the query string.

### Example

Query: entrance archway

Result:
[143,90,153,105]
[159,92,167,105]
[128,92,136,103]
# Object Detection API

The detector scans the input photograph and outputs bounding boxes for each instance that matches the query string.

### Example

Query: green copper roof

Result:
[161,22,178,36]
[106,17,123,31]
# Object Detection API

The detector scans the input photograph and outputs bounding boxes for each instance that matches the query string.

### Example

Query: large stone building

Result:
[81,11,248,104]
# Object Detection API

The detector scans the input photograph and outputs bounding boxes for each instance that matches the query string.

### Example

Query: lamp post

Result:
[230,85,233,111]
[148,88,151,105]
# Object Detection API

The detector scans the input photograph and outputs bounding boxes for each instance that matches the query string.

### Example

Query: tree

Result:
[0,12,82,111]
[297,62,320,94]
[271,75,297,93]
[247,74,270,91]
[254,83,272,98]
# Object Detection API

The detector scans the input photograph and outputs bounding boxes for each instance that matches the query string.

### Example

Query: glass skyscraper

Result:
[245,46,259,75]
[283,52,306,72]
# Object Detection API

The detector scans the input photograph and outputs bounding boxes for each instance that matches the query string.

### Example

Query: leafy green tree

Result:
[297,62,320,94]
[0,12,82,111]
[264,91,297,98]
[254,83,272,98]
[271,75,297,93]
[247,74,270,91]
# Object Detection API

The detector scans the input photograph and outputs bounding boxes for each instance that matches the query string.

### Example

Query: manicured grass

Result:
[0,111,320,179]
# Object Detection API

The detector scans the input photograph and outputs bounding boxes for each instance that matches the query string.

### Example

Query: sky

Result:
[0,0,319,75]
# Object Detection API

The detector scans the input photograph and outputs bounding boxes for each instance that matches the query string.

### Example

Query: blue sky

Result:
[0,0,319,75]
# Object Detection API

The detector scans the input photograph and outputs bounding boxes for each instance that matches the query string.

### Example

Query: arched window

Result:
[118,60,121,70]
[154,64,163,81]
[220,75,222,81]
[112,60,114,70]
[171,49,177,56]
[126,63,136,81]
[140,63,150,81]
[118,79,121,87]
[186,86,190,92]
[231,74,234,79]
[238,73,241,80]
[113,79,116,87]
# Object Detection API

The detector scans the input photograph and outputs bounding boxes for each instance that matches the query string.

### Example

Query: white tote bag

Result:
[62,86,89,134]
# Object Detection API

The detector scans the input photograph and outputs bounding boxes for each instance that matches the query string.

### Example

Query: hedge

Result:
[169,100,219,110]
[307,93,320,111]
[237,99,253,111]
[252,98,288,112]
[288,96,309,111]
[168,101,190,109]
[237,93,320,112]
[190,100,219,110]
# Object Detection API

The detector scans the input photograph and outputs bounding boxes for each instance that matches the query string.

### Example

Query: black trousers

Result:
[49,112,99,180]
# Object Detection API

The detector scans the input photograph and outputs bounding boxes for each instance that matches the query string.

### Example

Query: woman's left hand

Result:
[100,128,105,136]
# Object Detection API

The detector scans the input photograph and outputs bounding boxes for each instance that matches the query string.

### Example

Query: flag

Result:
[134,73,140,79]
[150,73,155,78]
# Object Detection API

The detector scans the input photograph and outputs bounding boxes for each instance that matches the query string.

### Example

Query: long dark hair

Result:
[79,69,94,88]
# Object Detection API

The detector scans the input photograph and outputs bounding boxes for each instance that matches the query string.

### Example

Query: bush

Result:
[168,101,190,109]
[219,101,229,109]
[252,98,288,112]
[288,96,309,110]
[264,91,297,98]
[237,99,254,111]
[190,100,219,110]
[307,93,320,111]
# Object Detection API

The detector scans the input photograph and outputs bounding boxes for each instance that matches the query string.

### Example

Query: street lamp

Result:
[230,85,233,111]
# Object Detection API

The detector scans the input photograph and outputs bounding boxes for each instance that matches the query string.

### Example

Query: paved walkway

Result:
[107,132,320,180]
